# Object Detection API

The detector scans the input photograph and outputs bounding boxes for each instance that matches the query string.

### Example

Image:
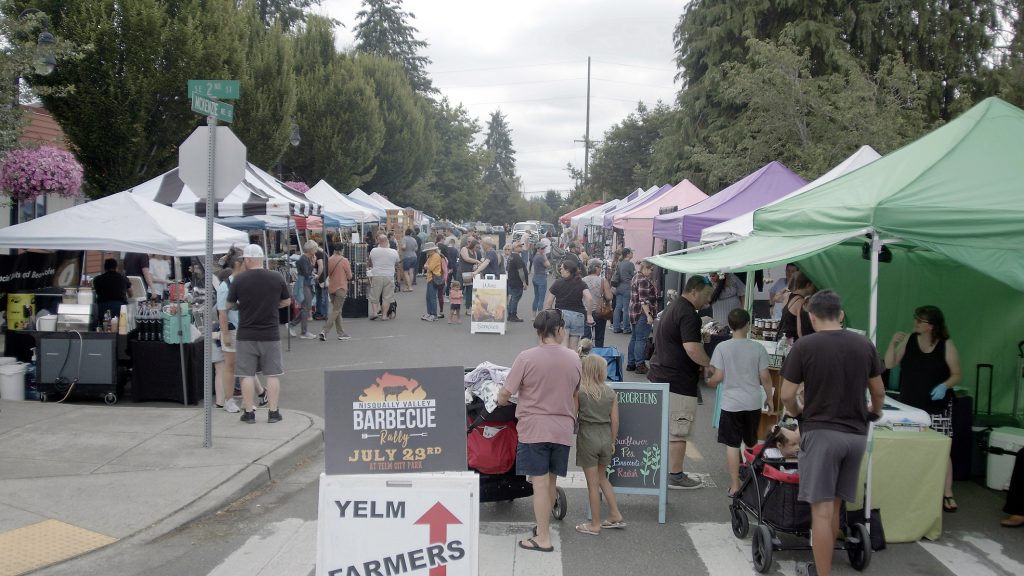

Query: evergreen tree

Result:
[352,0,434,94]
[230,1,297,169]
[479,110,519,225]
[288,16,384,189]
[356,54,435,203]
[252,0,321,31]
[406,98,485,220]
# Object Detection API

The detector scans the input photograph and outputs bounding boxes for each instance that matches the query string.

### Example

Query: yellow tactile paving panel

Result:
[0,519,117,576]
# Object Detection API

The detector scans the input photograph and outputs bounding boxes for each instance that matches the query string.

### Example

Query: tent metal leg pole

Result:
[868,230,880,346]
[261,230,268,268]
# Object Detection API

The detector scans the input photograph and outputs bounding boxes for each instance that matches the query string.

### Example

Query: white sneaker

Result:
[425,315,436,322]
[288,324,299,337]
[224,397,241,413]
[299,332,317,339]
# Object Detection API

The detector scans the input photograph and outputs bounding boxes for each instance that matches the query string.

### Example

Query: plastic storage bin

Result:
[0,362,27,401]
[987,427,1024,490]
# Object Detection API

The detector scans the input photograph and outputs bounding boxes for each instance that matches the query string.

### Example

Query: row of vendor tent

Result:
[559,201,605,226]
[649,97,1024,416]
[0,191,247,255]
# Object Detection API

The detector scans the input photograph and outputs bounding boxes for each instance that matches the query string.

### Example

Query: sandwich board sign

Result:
[316,472,479,576]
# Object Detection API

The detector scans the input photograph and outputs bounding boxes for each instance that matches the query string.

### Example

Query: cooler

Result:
[0,362,27,401]
[987,427,1024,490]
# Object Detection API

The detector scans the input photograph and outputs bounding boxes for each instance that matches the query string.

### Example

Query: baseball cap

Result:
[540,238,551,249]
[242,244,264,258]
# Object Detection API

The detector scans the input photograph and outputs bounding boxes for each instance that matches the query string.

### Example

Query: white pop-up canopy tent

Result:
[306,181,380,223]
[0,191,248,255]
[347,188,388,219]
[370,192,403,211]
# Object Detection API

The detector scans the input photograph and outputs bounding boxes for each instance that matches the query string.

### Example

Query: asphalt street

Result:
[31,286,1024,576]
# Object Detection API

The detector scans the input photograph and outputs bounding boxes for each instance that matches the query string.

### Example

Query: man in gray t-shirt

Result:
[707,308,772,496]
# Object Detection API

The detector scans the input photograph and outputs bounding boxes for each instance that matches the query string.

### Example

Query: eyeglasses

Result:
[914,317,932,324]
[545,308,565,327]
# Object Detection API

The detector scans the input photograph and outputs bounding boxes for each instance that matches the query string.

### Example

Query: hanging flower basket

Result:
[284,180,309,193]
[0,145,84,202]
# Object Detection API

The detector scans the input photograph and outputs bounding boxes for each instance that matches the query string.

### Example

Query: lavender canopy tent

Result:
[652,161,807,242]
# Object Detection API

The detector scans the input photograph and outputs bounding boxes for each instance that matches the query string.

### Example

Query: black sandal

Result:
[943,496,958,512]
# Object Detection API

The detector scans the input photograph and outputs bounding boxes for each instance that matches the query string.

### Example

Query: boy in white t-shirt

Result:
[707,308,774,496]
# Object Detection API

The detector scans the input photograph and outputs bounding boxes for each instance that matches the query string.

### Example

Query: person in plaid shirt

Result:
[627,260,659,374]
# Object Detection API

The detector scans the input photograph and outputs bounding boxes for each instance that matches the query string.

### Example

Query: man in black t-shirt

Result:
[227,244,292,425]
[781,290,885,576]
[123,252,153,296]
[93,258,129,325]
[648,274,714,490]
[505,243,528,322]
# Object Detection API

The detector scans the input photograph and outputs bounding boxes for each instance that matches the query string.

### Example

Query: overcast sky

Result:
[318,0,684,197]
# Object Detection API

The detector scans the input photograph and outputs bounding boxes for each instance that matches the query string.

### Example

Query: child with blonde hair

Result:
[448,280,463,324]
[574,351,626,535]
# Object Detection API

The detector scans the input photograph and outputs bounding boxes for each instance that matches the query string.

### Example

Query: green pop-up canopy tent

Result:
[650,97,1024,417]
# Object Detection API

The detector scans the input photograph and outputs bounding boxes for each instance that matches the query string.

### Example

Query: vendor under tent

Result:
[559,201,604,226]
[652,161,806,243]
[650,97,1024,418]
[603,184,670,229]
[0,191,248,254]
[700,146,881,243]
[613,180,707,259]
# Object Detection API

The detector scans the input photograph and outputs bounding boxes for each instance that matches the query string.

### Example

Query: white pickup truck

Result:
[510,221,540,245]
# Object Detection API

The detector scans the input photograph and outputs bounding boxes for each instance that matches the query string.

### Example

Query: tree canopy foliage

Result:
[479,110,520,225]
[352,0,435,95]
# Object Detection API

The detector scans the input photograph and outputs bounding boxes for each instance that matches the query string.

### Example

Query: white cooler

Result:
[987,427,1024,490]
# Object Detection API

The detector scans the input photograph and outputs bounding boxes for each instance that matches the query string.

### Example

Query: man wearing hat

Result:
[226,244,292,424]
[421,241,443,322]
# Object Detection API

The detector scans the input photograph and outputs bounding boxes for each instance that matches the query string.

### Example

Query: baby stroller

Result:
[729,423,872,573]
[466,396,567,519]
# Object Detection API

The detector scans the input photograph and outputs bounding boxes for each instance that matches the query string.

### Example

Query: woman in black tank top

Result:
[778,270,816,342]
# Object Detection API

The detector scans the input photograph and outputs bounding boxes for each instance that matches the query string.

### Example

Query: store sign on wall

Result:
[324,367,468,475]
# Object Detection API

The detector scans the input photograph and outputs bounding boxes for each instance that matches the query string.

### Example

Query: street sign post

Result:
[188,79,240,100]
[190,93,234,123]
[185,79,241,449]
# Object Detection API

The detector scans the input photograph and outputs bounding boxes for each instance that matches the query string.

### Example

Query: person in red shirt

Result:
[319,243,352,341]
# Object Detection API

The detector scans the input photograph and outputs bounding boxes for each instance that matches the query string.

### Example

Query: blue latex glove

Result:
[931,383,948,401]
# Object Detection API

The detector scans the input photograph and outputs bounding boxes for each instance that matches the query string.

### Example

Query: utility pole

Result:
[575,57,599,200]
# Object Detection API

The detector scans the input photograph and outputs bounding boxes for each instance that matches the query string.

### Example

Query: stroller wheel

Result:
[847,523,872,571]
[730,503,749,538]
[551,487,567,520]
[751,524,773,573]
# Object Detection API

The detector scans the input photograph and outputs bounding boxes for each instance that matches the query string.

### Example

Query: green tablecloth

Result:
[851,429,950,542]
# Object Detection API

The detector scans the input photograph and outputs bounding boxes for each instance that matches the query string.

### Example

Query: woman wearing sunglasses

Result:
[884,305,962,512]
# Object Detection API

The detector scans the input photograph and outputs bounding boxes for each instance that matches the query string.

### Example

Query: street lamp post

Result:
[277,122,301,180]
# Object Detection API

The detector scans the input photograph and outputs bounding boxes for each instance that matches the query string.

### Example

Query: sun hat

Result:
[421,241,438,252]
[242,244,264,258]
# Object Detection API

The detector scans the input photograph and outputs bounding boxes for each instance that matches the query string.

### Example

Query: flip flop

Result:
[576,523,600,535]
[943,496,958,513]
[518,538,554,552]
[601,520,627,529]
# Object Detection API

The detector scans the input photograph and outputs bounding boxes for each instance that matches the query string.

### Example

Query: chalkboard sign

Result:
[608,382,669,523]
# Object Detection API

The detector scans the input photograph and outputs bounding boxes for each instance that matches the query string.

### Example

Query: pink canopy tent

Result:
[559,201,604,225]
[613,180,707,259]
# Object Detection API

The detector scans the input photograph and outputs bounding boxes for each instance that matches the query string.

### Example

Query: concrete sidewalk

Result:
[0,400,323,576]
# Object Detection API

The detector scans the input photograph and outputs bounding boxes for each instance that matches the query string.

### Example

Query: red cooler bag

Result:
[467,419,518,475]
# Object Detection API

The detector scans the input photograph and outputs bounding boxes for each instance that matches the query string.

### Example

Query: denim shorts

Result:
[402,256,417,271]
[516,442,571,477]
[560,309,585,338]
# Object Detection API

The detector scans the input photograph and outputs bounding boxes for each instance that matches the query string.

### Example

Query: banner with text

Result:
[324,366,468,475]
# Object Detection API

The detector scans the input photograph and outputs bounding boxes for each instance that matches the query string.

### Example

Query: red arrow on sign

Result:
[414,502,462,576]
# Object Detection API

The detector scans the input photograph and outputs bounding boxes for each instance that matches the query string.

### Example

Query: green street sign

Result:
[188,79,240,100]
[191,93,234,123]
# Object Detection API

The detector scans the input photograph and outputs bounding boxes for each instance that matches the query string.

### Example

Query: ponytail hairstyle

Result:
[577,337,594,357]
[533,309,563,340]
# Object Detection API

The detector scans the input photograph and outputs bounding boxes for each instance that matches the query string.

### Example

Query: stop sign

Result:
[178,126,246,201]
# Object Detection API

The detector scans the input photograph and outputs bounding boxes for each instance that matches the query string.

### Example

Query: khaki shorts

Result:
[368,276,394,307]
[669,392,699,440]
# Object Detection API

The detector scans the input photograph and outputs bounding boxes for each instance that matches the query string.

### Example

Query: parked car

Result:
[511,221,540,245]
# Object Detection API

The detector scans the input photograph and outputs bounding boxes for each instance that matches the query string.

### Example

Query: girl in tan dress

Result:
[575,346,626,535]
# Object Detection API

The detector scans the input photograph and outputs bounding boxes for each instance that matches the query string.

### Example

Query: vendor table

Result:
[130,339,204,404]
[851,429,950,542]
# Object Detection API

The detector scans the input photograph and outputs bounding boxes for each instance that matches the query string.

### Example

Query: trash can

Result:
[0,361,27,401]
[987,427,1024,490]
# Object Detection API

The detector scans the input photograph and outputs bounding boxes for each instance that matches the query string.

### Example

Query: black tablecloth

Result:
[130,339,204,404]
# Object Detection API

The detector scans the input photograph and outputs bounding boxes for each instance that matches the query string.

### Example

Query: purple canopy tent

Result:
[652,161,806,242]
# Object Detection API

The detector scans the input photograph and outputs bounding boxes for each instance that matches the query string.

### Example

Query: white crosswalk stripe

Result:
[920,531,1024,576]
[686,522,797,576]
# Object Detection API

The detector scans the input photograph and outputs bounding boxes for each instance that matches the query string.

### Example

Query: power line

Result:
[591,59,677,74]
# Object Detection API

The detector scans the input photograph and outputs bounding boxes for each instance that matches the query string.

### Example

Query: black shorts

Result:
[717,409,761,448]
